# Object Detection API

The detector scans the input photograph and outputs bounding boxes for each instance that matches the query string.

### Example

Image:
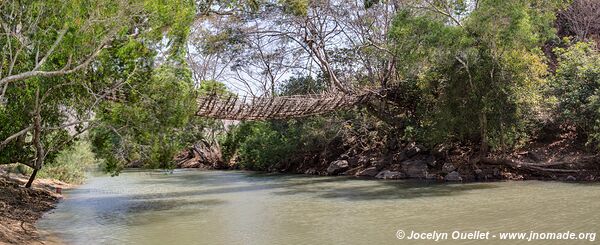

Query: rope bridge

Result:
[196,91,373,120]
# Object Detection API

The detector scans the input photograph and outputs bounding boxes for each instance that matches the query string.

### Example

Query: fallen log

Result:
[475,157,589,174]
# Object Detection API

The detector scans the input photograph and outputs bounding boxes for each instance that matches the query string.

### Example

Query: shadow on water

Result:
[62,195,227,227]
[98,198,226,226]
[269,177,500,200]
[96,170,499,202]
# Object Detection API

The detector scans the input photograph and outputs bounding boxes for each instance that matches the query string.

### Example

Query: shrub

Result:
[553,40,600,148]
[4,141,99,184]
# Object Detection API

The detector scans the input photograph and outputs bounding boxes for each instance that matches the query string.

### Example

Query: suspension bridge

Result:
[195,89,378,120]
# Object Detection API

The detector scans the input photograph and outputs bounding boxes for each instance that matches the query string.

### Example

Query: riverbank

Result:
[176,132,600,182]
[0,170,70,244]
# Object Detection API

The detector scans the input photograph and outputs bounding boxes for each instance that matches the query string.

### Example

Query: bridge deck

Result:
[196,92,370,120]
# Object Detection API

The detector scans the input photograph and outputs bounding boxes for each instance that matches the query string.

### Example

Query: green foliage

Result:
[0,0,197,182]
[219,75,345,170]
[199,80,234,96]
[553,40,600,147]
[236,121,292,170]
[388,0,563,150]
[5,141,98,184]
[279,0,309,16]
[220,116,342,170]
[91,65,203,174]
[278,75,327,95]
[40,141,98,184]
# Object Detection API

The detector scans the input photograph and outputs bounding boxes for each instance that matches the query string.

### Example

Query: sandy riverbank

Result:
[0,170,70,244]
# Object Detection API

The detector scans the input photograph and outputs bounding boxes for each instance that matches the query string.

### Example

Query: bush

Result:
[40,141,98,184]
[4,141,99,184]
[553,40,600,147]
[220,116,344,171]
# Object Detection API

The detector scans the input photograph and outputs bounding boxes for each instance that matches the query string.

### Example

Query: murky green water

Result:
[39,170,600,244]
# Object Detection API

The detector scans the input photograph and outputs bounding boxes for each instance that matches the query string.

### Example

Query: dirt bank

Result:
[0,170,69,244]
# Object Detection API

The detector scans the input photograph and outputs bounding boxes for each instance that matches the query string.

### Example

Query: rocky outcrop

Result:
[327,160,349,175]
[402,159,428,178]
[445,171,463,181]
[375,170,406,179]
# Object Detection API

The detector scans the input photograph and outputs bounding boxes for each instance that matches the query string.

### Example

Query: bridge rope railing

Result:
[196,90,374,120]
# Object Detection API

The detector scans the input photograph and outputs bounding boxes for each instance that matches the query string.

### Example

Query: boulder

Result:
[445,171,463,181]
[566,175,577,181]
[442,162,456,173]
[327,160,349,175]
[402,160,428,178]
[375,170,406,179]
[356,167,380,177]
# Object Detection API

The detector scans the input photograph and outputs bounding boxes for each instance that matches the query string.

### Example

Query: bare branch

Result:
[0,125,33,151]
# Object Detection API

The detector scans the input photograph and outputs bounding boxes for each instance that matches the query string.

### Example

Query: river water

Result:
[38,170,600,244]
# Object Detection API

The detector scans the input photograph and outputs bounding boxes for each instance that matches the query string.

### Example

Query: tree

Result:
[188,0,406,96]
[557,0,600,43]
[0,0,195,187]
[90,65,202,173]
[388,0,565,152]
[552,40,600,147]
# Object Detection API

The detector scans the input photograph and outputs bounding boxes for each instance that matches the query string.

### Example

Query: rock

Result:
[445,171,463,181]
[442,162,456,173]
[305,168,317,175]
[566,175,577,181]
[356,167,380,177]
[402,160,428,178]
[375,170,406,179]
[327,160,349,175]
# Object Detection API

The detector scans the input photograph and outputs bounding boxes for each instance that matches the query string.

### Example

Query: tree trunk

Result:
[479,112,489,156]
[25,88,45,188]
[25,169,38,188]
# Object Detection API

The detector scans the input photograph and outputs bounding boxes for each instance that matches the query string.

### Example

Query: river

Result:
[38,170,600,244]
